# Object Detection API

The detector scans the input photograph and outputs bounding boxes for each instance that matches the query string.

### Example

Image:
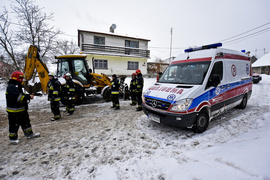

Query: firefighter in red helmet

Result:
[135,69,144,111]
[6,71,40,144]
[129,73,137,106]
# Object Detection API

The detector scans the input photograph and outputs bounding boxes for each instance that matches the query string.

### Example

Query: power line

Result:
[220,21,270,42]
[224,28,270,46]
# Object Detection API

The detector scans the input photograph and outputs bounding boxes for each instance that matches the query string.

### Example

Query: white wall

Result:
[86,55,147,76]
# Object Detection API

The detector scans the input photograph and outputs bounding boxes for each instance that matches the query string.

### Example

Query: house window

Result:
[125,40,139,48]
[94,36,105,45]
[128,61,139,70]
[94,59,108,69]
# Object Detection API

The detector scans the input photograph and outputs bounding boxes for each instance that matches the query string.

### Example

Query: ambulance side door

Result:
[205,60,226,116]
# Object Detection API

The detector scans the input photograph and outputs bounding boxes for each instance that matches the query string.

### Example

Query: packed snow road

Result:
[0,77,269,179]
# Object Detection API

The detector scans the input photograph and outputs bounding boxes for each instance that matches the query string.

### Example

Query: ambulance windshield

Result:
[158,61,211,84]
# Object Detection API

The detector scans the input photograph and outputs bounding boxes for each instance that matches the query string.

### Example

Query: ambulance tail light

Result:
[170,98,193,112]
[185,43,222,53]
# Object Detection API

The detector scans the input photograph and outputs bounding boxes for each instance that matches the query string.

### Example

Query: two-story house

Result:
[78,29,150,76]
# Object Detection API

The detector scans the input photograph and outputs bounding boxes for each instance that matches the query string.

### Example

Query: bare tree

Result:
[0,8,21,71]
[12,0,61,60]
[56,39,80,55]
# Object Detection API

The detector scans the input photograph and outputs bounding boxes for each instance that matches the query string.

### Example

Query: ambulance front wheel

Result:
[192,110,209,133]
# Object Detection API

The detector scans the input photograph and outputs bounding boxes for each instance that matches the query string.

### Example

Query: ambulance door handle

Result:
[226,85,230,89]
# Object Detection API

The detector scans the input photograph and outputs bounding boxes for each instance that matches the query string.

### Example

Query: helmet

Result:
[48,72,55,77]
[136,69,141,74]
[64,72,72,79]
[11,71,24,82]
[132,73,137,76]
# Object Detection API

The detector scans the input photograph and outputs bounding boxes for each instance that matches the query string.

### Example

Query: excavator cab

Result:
[56,55,92,86]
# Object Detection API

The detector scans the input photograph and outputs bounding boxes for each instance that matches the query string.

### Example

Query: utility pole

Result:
[169,28,173,63]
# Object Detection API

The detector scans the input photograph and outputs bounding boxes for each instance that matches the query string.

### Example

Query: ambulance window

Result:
[211,61,223,80]
[206,61,223,89]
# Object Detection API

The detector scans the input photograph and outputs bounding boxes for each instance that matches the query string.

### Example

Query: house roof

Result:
[78,29,151,42]
[252,53,270,67]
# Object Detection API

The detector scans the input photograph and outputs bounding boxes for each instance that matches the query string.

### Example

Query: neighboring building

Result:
[252,53,270,75]
[78,29,150,76]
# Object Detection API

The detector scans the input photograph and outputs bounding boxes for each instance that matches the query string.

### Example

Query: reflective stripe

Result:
[6,107,25,113]
[69,88,75,91]
[67,107,74,111]
[137,85,142,88]
[6,91,8,95]
[54,97,61,101]
[111,91,119,94]
[66,85,70,88]
[9,133,17,137]
[54,115,61,118]
[23,127,32,133]
[53,91,59,95]
[17,94,24,103]
[49,86,54,90]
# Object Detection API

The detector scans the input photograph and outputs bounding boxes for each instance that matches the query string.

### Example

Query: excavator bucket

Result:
[22,82,42,95]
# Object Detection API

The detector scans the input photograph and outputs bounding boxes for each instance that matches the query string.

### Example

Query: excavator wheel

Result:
[61,84,84,106]
[74,86,84,105]
[103,88,112,102]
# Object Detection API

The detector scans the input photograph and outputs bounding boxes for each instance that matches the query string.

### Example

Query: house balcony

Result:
[81,44,150,58]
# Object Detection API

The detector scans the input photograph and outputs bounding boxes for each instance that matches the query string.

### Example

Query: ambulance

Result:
[142,43,252,133]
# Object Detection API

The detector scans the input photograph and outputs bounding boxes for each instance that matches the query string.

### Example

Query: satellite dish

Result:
[110,24,117,33]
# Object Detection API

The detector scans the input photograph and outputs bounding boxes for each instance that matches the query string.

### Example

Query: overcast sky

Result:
[2,0,270,61]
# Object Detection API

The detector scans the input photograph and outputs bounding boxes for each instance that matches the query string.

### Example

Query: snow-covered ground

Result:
[0,76,269,179]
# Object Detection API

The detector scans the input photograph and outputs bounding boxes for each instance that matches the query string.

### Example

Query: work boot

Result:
[136,107,143,111]
[115,106,120,110]
[27,133,40,139]
[10,139,19,145]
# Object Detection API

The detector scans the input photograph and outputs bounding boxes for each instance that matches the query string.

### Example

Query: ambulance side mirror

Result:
[209,74,221,87]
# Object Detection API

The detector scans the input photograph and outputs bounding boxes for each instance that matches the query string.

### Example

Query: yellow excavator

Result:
[22,45,128,104]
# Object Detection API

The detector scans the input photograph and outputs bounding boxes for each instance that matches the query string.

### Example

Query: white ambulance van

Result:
[142,43,252,133]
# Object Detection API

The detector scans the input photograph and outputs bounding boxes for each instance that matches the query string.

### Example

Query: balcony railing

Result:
[81,44,150,58]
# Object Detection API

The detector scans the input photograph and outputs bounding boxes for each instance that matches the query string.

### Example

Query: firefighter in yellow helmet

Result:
[47,72,61,121]
[62,72,76,115]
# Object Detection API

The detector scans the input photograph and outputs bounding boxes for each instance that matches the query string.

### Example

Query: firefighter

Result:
[130,73,137,106]
[47,72,61,121]
[62,72,76,115]
[111,74,120,110]
[135,69,144,111]
[6,71,40,144]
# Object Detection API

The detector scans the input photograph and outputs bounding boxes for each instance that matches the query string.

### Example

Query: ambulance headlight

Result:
[142,91,146,103]
[170,99,193,112]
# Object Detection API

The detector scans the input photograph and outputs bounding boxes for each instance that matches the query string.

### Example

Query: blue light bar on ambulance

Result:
[185,43,222,53]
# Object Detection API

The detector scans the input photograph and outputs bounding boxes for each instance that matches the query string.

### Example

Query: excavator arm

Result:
[22,45,49,94]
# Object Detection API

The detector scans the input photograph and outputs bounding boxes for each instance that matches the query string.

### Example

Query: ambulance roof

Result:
[173,48,249,63]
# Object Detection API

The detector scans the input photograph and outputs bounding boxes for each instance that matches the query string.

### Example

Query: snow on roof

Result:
[252,53,270,67]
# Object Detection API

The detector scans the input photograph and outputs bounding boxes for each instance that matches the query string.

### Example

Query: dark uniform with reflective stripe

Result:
[47,78,61,119]
[111,77,120,109]
[62,78,75,114]
[136,73,144,110]
[6,79,34,140]
[130,77,137,105]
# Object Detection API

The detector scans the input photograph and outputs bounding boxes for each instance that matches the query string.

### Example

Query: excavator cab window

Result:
[57,60,69,78]
[73,59,88,85]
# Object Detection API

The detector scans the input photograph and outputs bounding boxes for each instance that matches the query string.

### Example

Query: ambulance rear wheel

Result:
[238,94,247,109]
[192,111,209,133]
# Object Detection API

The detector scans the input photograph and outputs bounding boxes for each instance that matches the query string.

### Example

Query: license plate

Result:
[148,114,160,123]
